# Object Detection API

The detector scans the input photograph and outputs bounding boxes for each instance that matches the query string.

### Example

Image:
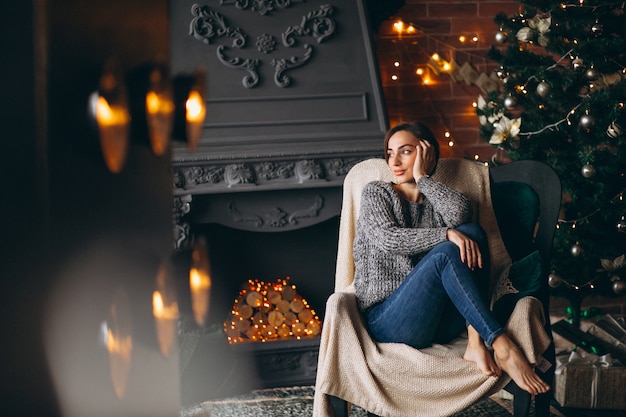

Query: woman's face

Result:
[386,130,421,184]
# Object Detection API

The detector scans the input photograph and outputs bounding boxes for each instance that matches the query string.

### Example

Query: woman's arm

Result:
[417,176,472,226]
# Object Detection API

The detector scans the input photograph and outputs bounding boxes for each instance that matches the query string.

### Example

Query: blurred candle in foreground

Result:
[185,89,206,151]
[95,95,130,173]
[190,238,212,327]
[152,290,179,357]
[106,290,133,399]
[146,89,174,156]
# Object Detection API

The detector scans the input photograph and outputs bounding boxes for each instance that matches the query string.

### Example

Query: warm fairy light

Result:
[431,53,440,61]
[407,25,416,34]
[394,61,400,67]
[416,68,424,75]
[474,154,480,161]
[448,140,454,147]
[472,36,479,42]
[444,131,451,138]
[422,75,432,85]
[391,74,398,81]
[472,100,478,108]
[459,35,466,43]
[393,20,404,34]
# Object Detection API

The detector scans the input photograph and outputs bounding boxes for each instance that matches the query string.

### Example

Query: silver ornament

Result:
[579,114,595,129]
[607,121,623,138]
[617,215,626,233]
[536,81,551,98]
[585,68,598,80]
[572,57,584,70]
[591,23,604,36]
[495,30,508,43]
[581,163,596,178]
[571,242,584,257]
[548,273,562,288]
[504,95,518,110]
[613,280,626,295]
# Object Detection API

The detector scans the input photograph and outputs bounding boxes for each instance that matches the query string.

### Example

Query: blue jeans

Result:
[365,223,504,349]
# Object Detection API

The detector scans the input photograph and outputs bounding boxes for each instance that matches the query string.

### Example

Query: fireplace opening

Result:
[178,217,340,402]
[195,216,340,329]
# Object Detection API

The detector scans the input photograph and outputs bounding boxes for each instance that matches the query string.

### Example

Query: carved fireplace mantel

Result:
[170,0,387,243]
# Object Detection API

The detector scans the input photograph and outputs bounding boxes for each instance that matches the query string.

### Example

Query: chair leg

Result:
[533,392,551,417]
[327,394,349,417]
[505,380,532,417]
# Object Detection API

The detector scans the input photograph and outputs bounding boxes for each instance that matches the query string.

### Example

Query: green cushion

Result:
[491,181,542,322]
[491,181,539,262]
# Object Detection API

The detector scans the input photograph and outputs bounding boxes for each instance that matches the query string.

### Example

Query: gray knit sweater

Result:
[353,176,472,311]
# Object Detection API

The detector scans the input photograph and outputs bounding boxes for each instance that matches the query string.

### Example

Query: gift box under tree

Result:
[554,351,626,410]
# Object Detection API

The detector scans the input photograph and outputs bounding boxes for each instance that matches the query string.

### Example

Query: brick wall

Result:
[374,1,519,160]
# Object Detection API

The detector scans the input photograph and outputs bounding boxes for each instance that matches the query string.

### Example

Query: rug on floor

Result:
[181,385,566,417]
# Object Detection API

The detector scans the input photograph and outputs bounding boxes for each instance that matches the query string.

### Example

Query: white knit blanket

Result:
[313,158,551,417]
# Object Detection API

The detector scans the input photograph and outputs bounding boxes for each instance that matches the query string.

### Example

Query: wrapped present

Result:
[554,351,626,409]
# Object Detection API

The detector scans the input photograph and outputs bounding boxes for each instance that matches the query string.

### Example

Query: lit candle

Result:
[95,95,130,173]
[190,267,211,327]
[145,90,174,156]
[185,90,206,150]
[152,290,179,357]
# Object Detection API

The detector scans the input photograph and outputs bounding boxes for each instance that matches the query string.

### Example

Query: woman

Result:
[353,121,549,395]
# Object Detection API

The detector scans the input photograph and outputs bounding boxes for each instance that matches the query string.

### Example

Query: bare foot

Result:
[464,342,500,377]
[464,325,501,377]
[492,334,550,395]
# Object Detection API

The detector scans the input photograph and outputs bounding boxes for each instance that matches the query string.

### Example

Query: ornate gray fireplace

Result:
[169,0,387,399]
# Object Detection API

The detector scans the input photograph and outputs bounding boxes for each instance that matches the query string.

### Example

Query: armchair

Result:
[313,158,561,417]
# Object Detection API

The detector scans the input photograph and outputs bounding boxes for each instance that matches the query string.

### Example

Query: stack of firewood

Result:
[224,278,321,343]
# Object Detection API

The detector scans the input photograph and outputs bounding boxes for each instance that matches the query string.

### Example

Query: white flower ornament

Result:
[517,13,551,46]
[477,95,504,126]
[490,116,521,145]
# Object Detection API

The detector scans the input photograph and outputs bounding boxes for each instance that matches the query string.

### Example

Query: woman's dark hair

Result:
[383,121,440,173]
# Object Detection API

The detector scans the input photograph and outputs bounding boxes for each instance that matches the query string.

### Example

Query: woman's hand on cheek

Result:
[413,141,435,180]
[412,142,427,180]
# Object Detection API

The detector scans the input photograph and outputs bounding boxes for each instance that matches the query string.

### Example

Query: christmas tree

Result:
[476,0,626,326]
